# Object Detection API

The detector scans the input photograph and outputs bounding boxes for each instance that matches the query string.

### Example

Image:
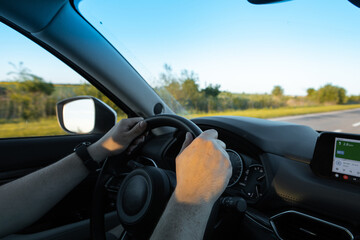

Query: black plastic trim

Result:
[192,116,319,163]
[270,210,354,240]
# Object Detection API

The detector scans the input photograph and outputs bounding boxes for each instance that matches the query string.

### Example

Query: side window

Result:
[0,22,125,138]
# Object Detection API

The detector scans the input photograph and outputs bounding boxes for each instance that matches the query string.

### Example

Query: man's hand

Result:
[88,117,147,162]
[174,129,232,205]
[151,129,232,240]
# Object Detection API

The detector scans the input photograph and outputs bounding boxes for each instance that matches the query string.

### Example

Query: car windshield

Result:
[78,0,360,134]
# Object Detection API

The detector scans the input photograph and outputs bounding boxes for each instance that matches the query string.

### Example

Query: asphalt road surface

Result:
[270,108,360,134]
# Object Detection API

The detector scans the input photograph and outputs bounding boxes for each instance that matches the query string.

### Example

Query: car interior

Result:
[0,0,360,239]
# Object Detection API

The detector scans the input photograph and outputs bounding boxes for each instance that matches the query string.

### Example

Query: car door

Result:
[0,20,122,239]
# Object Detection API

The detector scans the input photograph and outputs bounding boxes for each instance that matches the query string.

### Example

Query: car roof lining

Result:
[0,0,67,33]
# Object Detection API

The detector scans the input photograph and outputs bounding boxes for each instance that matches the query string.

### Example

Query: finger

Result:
[127,144,137,155]
[215,139,226,150]
[133,135,146,145]
[126,135,146,155]
[199,129,218,140]
[179,132,193,154]
[127,120,147,137]
[122,117,144,130]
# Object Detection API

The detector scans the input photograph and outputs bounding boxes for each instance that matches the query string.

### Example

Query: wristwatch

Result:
[74,142,100,172]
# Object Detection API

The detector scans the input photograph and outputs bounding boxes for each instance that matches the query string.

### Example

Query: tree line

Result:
[155,65,359,114]
[0,64,121,121]
[1,63,360,122]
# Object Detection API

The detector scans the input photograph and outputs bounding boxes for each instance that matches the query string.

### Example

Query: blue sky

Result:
[0,22,86,85]
[1,0,360,96]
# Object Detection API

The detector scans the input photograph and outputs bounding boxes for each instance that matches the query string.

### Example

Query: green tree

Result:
[159,64,177,85]
[157,65,203,112]
[181,78,201,109]
[202,84,221,98]
[317,84,347,104]
[347,95,360,104]
[158,65,183,101]
[18,76,54,95]
[7,62,55,120]
[201,84,221,112]
[73,83,124,115]
[306,88,316,97]
[271,85,284,97]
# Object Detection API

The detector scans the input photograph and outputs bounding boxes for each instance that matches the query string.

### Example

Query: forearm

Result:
[0,152,89,237]
[150,192,214,240]
[0,118,146,238]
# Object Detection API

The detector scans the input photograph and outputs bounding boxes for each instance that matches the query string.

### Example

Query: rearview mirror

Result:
[57,96,117,134]
[248,0,291,4]
[349,0,360,8]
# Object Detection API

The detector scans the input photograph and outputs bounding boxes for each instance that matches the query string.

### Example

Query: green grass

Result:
[1,104,360,138]
[0,117,65,138]
[185,104,360,119]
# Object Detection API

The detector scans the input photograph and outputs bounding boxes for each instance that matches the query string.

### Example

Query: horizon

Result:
[0,79,354,98]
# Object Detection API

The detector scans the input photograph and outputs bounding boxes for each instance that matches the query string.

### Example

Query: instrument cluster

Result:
[226,149,266,202]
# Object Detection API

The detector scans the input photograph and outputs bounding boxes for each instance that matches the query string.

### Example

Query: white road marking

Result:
[333,129,342,132]
[352,122,360,127]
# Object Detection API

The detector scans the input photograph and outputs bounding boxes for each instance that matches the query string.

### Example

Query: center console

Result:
[311,132,360,185]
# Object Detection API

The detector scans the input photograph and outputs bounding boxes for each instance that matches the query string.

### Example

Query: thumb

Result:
[179,132,194,154]
[199,129,218,140]
[127,120,147,137]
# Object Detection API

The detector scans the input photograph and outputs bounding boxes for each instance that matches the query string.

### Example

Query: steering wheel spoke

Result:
[104,176,123,193]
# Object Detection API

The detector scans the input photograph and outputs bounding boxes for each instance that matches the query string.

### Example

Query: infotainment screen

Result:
[332,137,360,178]
[311,132,360,185]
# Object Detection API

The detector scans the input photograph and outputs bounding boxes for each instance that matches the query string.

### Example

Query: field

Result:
[1,104,360,138]
[186,104,360,119]
[0,118,65,138]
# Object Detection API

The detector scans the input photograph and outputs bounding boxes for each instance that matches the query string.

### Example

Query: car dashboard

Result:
[138,116,360,240]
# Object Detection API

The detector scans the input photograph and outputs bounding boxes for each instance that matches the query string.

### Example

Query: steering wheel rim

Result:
[144,114,202,137]
[91,114,203,240]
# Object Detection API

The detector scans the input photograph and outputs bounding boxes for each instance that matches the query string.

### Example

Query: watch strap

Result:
[75,142,100,172]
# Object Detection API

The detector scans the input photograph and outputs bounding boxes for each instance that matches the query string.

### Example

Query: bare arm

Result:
[0,117,147,238]
[151,130,232,240]
[151,194,214,240]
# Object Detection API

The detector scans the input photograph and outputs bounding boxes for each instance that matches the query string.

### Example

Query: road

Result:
[270,108,360,134]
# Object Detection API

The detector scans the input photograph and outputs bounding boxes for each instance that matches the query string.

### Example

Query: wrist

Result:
[87,142,108,163]
[150,192,214,240]
[169,192,214,228]
[174,187,217,206]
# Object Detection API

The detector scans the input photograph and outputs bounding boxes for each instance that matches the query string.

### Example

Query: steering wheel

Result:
[91,114,202,240]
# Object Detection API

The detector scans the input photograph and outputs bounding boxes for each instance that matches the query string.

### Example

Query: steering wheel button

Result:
[122,176,148,215]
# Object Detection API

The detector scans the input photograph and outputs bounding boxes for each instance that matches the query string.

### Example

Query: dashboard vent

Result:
[270,211,353,240]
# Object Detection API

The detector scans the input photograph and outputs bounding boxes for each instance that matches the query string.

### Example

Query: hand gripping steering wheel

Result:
[91,114,202,240]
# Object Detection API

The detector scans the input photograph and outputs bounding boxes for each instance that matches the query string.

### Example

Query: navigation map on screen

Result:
[332,137,360,178]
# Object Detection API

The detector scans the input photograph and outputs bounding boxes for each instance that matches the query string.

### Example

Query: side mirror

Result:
[57,96,117,134]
